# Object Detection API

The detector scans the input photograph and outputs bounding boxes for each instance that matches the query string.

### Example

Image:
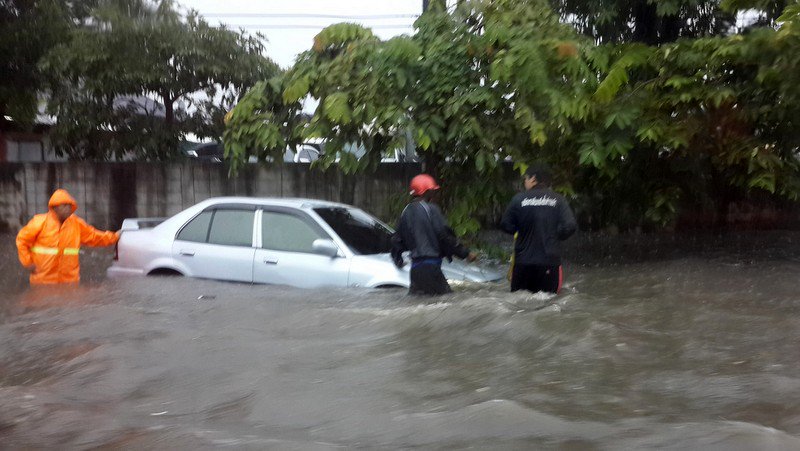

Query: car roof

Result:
[196,196,355,210]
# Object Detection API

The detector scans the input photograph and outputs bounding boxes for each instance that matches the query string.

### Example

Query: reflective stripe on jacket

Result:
[16,189,119,285]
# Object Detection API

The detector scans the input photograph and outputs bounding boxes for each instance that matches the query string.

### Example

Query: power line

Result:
[203,13,419,20]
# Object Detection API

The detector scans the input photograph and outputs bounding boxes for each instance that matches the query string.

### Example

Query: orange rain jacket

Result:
[16,189,120,285]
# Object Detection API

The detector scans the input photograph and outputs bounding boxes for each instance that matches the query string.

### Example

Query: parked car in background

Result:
[283,143,322,163]
[283,139,417,163]
[306,132,419,163]
[336,141,419,163]
[183,137,417,165]
[108,197,501,289]
[182,142,224,162]
[183,141,320,164]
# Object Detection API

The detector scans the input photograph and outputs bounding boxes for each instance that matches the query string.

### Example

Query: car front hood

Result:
[441,259,503,283]
[370,253,502,283]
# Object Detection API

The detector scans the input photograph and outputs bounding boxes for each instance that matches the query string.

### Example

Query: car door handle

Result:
[263,258,278,265]
[180,250,195,256]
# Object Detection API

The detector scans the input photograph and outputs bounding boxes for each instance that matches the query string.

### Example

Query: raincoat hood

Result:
[17,188,118,284]
[48,189,78,214]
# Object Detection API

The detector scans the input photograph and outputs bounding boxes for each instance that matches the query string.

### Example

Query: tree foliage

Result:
[577,2,800,228]
[226,0,593,233]
[0,0,72,124]
[40,0,278,160]
[549,0,789,45]
[549,0,737,44]
[222,77,305,166]
[227,0,800,232]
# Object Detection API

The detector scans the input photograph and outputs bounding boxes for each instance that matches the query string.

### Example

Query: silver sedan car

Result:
[108,197,502,289]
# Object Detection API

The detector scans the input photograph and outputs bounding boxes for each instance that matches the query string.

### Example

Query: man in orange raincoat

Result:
[16,189,120,285]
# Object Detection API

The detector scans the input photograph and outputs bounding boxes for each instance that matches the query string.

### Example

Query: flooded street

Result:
[2,232,800,449]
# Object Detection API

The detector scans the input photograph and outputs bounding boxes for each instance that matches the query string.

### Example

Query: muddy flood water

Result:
[1,231,800,449]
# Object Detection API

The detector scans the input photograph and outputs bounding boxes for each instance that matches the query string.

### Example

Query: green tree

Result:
[722,0,790,25]
[549,0,736,44]
[227,0,800,233]
[42,0,278,159]
[0,0,72,125]
[222,76,306,167]
[579,2,800,229]
[549,0,788,45]
[226,0,594,233]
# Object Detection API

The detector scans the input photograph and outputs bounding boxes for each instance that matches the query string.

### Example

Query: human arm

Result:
[557,199,577,240]
[390,219,407,268]
[78,218,120,247]
[430,205,471,260]
[16,216,45,269]
[500,197,519,234]
[440,225,472,260]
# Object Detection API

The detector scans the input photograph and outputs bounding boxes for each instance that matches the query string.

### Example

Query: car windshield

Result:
[314,207,393,255]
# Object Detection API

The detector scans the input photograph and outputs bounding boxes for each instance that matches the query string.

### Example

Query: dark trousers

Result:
[510,264,562,294]
[409,261,451,296]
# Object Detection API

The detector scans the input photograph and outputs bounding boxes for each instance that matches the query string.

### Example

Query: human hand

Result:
[466,252,478,263]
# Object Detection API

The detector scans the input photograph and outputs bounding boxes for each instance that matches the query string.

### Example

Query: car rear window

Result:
[314,207,393,255]
[177,211,213,242]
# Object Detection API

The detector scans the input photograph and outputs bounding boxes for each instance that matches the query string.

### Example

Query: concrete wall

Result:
[0,162,422,233]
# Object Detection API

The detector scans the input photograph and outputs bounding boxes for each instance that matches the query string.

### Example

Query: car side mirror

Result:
[311,239,340,258]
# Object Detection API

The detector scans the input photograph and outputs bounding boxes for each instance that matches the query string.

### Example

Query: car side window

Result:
[176,211,213,243]
[262,211,323,253]
[208,209,255,247]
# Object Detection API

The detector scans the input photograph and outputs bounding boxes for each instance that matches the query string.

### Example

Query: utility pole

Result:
[423,0,446,13]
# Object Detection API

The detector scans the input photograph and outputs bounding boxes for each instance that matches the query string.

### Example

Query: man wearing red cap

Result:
[391,174,477,295]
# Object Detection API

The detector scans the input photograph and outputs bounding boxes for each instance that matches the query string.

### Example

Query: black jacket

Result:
[391,201,470,265]
[500,186,577,266]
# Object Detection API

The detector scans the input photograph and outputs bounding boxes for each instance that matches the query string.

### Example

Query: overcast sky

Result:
[176,0,424,68]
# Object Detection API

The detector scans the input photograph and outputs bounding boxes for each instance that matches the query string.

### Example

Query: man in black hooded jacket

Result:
[501,164,577,294]
[391,174,477,295]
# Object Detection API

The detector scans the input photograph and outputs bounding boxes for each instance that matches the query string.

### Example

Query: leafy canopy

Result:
[227,0,800,232]
[41,0,278,160]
